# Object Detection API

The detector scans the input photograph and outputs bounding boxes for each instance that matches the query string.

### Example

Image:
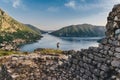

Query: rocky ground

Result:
[0,51,71,80]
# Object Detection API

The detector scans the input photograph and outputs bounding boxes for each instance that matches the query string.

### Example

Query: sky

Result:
[0,0,120,30]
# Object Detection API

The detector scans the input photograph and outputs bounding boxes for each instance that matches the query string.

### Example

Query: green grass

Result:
[0,48,63,57]
[35,48,63,54]
[0,50,20,57]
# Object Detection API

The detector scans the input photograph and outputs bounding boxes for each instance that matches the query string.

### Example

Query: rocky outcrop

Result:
[1,4,120,80]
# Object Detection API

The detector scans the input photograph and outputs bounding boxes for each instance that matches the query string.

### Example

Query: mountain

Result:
[0,8,41,47]
[50,24,105,37]
[25,24,46,34]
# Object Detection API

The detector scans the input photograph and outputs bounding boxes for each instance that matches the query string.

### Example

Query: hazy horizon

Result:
[0,0,120,30]
[26,23,106,31]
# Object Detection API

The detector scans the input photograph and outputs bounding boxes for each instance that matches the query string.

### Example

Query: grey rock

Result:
[101,38,108,44]
[103,51,108,55]
[110,47,115,52]
[80,68,85,73]
[115,47,120,52]
[99,44,104,49]
[114,53,120,58]
[104,46,110,50]
[88,54,94,59]
[111,60,120,67]
[73,59,78,64]
[108,39,113,44]
[112,41,120,46]
[108,51,113,56]
[117,34,120,40]
[101,64,108,71]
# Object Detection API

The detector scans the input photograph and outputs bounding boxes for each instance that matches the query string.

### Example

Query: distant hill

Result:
[25,24,47,34]
[0,8,41,44]
[50,24,105,37]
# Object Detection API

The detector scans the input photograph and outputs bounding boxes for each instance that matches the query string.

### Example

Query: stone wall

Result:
[39,45,119,80]
[1,4,120,80]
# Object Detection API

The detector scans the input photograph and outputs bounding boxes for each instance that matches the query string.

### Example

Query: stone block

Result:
[114,52,120,58]
[111,60,120,67]
[115,47,120,52]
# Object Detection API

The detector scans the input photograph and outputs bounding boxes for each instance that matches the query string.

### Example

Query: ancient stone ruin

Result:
[1,4,120,80]
[106,4,120,37]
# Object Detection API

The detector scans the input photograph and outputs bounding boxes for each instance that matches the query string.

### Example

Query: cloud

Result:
[64,0,76,9]
[12,0,21,8]
[64,0,120,11]
[62,0,120,27]
[2,0,25,9]
[79,0,120,24]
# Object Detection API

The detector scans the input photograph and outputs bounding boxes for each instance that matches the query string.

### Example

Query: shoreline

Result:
[0,35,43,51]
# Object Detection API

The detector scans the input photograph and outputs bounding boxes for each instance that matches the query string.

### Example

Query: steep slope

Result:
[0,8,41,48]
[50,24,105,37]
[25,24,47,34]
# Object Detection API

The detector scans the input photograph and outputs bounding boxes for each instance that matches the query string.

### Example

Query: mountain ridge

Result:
[50,24,105,37]
[25,24,47,34]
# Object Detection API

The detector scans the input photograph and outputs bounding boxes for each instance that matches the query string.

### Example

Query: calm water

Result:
[20,34,102,52]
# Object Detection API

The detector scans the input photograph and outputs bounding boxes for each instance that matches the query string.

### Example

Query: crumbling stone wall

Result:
[1,4,120,80]
[40,4,120,80]
[106,4,120,37]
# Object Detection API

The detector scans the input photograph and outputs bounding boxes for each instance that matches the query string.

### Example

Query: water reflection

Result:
[60,37,102,42]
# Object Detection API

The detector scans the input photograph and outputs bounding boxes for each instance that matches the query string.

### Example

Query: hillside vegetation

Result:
[0,8,41,43]
[25,24,47,34]
[50,24,105,37]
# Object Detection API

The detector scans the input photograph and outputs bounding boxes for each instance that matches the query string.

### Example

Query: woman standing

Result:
[57,42,60,49]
